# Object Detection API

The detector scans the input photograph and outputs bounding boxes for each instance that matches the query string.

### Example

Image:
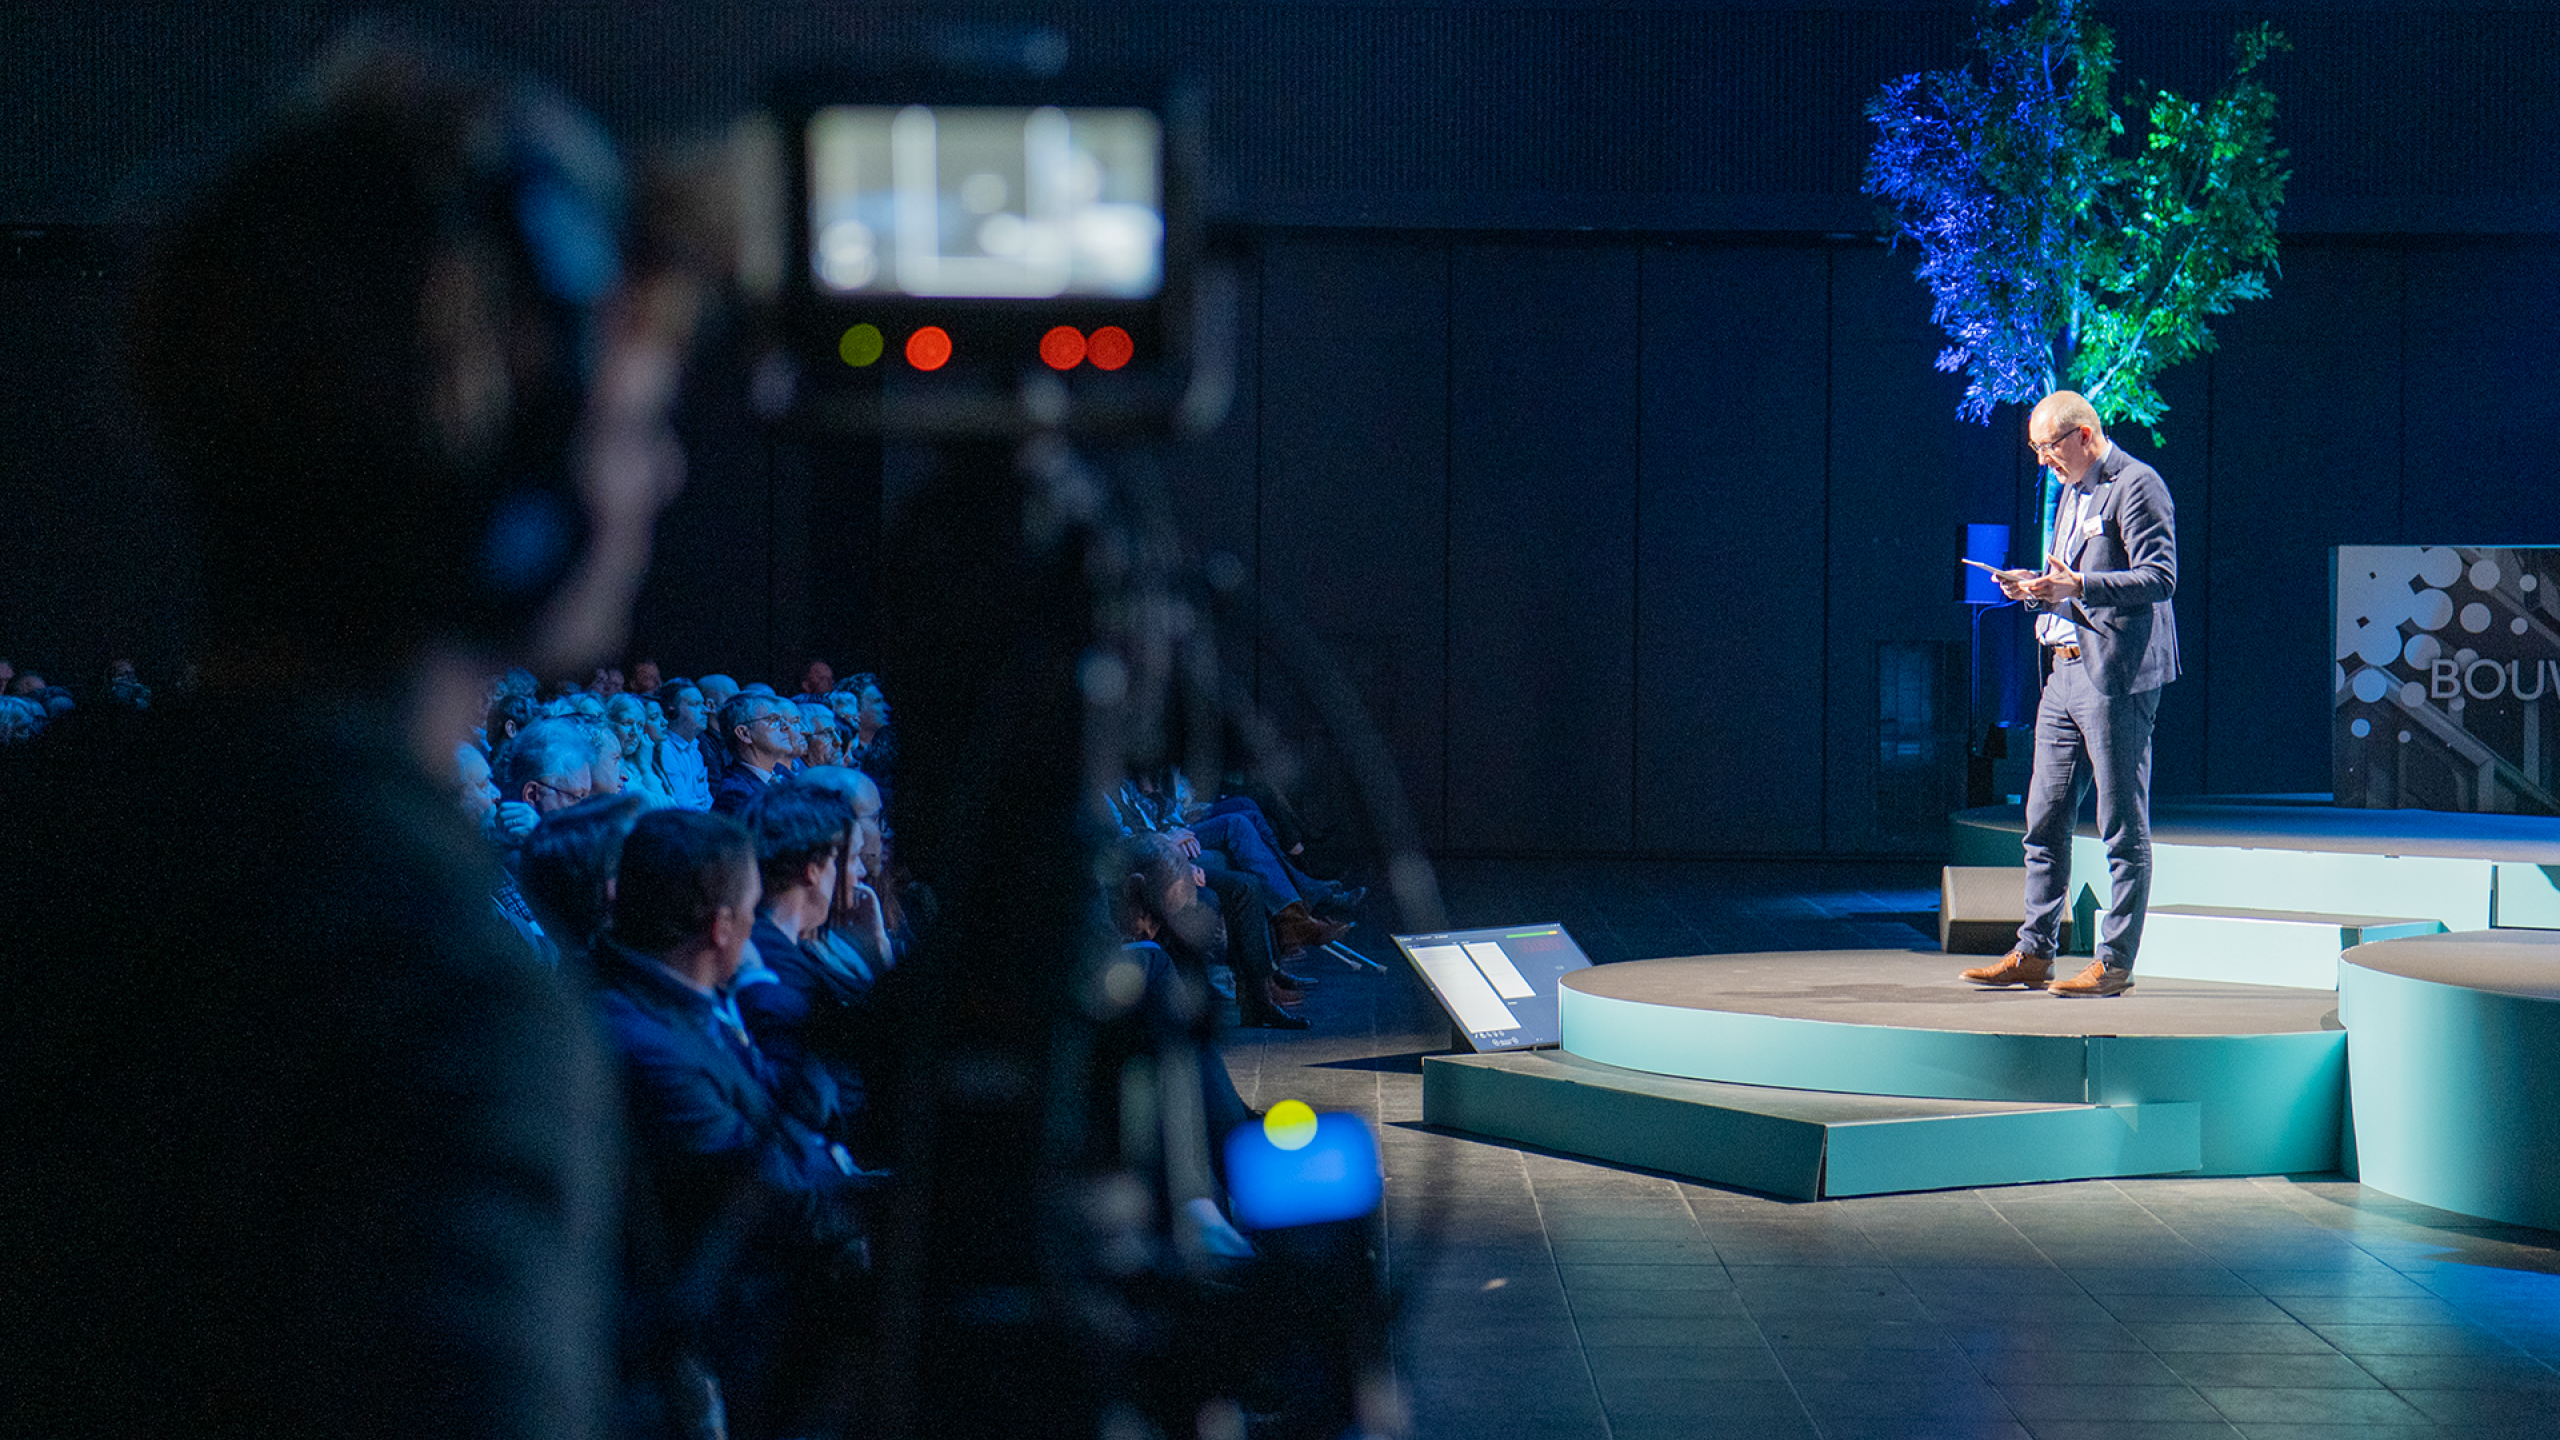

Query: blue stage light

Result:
[1223,1109,1382,1230]
[1965,523,2010,605]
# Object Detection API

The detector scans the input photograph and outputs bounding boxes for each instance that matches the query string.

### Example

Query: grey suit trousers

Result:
[2018,653,2162,971]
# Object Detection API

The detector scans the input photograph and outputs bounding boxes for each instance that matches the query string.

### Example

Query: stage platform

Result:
[1418,796,2560,1209]
[1949,797,2560,985]
[1421,950,2345,1196]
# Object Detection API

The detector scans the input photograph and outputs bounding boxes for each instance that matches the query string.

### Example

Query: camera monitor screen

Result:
[1390,923,1594,1052]
[806,104,1163,300]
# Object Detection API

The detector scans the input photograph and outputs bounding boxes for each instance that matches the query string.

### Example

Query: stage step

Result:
[1940,865,2071,955]
[1422,1051,2200,1200]
[2140,906,2444,990]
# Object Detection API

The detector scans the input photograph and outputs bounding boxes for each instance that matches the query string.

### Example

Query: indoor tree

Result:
[1865,0,2289,475]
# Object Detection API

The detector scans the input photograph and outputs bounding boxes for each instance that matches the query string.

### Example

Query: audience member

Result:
[712,690,799,813]
[800,659,834,697]
[656,677,715,810]
[606,692,673,806]
[839,672,893,780]
[456,739,499,827]
[485,690,540,757]
[497,716,598,822]
[1106,834,1261,1260]
[0,694,41,744]
[517,792,647,969]
[797,696,842,767]
[733,783,882,1160]
[592,808,870,1438]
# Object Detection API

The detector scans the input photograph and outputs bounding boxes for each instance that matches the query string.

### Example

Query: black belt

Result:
[2049,643,2082,662]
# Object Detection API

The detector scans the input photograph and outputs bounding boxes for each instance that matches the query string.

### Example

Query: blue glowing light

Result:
[1223,1110,1381,1230]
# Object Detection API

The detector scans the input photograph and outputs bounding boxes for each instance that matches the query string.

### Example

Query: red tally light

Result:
[1039,326,1087,370]
[905,326,952,371]
[1087,326,1135,371]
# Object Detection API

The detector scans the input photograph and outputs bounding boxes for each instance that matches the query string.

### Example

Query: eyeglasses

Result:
[529,778,592,804]
[2028,425,2085,459]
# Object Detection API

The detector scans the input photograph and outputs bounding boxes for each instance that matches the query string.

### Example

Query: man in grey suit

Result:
[1961,390,2180,997]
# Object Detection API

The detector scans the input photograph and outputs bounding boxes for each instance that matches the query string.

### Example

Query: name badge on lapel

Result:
[2080,515,2105,539]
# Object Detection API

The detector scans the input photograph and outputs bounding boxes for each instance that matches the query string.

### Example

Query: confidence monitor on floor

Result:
[1392,924,1594,1052]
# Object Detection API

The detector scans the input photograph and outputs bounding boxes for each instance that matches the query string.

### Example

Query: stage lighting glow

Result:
[906,325,952,370]
[1040,324,1087,370]
[838,323,884,367]
[1224,1109,1380,1230]
[1263,1099,1318,1150]
[1087,325,1134,371]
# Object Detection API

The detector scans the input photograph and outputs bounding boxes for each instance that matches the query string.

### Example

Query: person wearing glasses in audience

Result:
[711,691,800,814]
[1961,389,2180,999]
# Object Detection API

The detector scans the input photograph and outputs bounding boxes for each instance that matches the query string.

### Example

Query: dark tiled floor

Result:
[1219,858,2560,1440]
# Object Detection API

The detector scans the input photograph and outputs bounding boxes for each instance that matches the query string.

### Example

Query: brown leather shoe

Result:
[2048,961,2133,997]
[1274,902,1350,954]
[1958,951,2053,987]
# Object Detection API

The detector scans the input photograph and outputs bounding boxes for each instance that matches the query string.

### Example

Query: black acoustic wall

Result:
[9,4,2560,857]
[1217,230,2560,856]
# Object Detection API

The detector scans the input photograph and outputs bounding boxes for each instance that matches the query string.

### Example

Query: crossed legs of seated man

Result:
[1962,656,2160,997]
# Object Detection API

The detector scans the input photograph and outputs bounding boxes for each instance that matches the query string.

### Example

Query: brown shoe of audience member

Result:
[2048,961,2133,997]
[1274,902,1350,954]
[1958,951,2054,987]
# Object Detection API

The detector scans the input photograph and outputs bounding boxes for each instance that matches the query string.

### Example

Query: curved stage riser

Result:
[1559,986,2347,1177]
[2342,941,2560,1231]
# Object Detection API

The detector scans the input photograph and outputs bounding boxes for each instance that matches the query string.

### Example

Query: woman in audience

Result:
[607,692,674,806]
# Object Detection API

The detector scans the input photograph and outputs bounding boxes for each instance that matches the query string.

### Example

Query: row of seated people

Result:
[0,655,154,742]
[469,661,894,819]
[466,663,1369,1033]
[509,775,1264,1436]
[1109,768,1367,1029]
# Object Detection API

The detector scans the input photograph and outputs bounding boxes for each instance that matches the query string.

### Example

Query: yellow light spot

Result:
[838,323,884,367]
[1263,1099,1319,1151]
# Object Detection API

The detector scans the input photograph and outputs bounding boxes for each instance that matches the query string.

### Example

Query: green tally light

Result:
[838,323,884,368]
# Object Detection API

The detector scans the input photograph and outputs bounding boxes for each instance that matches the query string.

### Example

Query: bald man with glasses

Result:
[1961,390,2181,998]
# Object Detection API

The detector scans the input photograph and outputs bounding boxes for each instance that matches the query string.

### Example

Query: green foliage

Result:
[1864,0,2290,442]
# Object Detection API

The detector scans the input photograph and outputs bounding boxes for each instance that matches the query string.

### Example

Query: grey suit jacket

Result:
[2036,442,2181,696]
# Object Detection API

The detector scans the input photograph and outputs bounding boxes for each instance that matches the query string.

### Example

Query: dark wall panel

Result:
[1634,243,1828,853]
[1445,242,1641,853]
[0,274,197,688]
[2140,360,2215,800]
[1824,246,2003,851]
[2206,246,2404,795]
[1254,236,1449,847]
[2403,245,2560,545]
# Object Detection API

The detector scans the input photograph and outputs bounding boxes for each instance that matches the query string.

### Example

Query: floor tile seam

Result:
[1520,1142,1617,1440]
[1661,1160,1829,1439]
[1879,1186,2070,1399]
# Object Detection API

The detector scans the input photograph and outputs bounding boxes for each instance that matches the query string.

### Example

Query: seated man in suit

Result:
[734,781,886,1164]
[711,691,800,814]
[592,808,869,1437]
